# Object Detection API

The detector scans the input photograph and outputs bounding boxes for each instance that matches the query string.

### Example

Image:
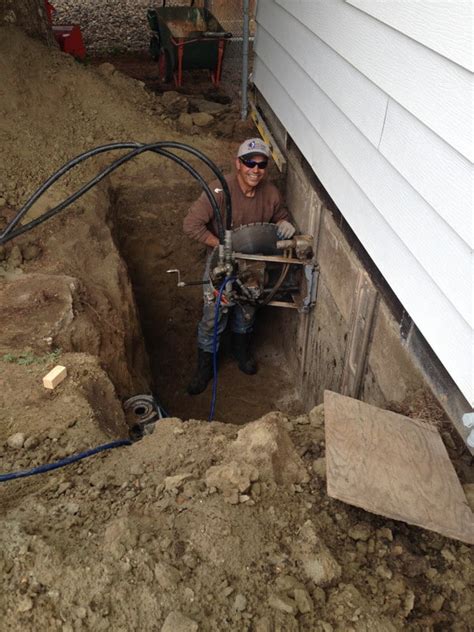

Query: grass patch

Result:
[1,349,62,366]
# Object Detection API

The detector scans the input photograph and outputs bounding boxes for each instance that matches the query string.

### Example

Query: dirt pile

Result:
[0,25,472,632]
[2,409,473,631]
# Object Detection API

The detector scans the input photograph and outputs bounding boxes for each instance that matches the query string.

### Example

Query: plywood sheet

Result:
[324,391,474,544]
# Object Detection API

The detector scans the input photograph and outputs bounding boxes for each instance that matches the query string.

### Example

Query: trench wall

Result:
[256,93,471,443]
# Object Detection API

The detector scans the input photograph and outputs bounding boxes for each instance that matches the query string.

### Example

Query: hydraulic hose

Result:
[0,142,230,245]
[0,439,131,483]
[151,141,233,231]
[261,249,291,306]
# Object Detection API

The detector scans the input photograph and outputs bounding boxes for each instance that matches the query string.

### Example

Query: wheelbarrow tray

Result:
[148,6,231,85]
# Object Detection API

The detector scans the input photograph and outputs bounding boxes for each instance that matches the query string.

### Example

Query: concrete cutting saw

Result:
[168,223,318,313]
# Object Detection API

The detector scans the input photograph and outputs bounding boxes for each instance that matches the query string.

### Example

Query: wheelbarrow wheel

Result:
[150,34,161,61]
[158,48,173,83]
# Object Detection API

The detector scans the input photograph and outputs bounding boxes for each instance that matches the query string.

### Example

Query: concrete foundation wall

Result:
[255,92,471,445]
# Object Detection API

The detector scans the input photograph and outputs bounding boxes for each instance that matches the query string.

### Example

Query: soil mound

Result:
[0,26,472,632]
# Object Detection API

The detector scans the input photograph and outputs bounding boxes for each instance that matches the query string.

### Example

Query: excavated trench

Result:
[112,165,305,424]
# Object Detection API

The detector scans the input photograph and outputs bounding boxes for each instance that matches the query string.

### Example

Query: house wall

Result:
[253,0,473,412]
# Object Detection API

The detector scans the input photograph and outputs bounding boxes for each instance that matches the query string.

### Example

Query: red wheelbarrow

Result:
[147,1,232,87]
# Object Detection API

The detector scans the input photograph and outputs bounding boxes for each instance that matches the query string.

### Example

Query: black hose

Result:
[154,141,233,230]
[0,141,231,245]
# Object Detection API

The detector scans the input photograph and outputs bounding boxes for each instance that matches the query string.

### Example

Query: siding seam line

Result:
[378,98,390,149]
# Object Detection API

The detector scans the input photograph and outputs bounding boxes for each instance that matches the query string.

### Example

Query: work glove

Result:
[277,220,296,239]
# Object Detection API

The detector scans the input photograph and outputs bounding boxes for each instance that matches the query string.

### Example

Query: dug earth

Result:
[0,26,473,632]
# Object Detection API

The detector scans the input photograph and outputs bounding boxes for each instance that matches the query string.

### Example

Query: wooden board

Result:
[324,391,474,544]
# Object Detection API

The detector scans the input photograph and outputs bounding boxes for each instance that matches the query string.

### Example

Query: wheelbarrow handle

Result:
[202,31,233,39]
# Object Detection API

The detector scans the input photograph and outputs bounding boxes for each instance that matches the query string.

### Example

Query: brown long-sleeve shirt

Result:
[183,174,290,244]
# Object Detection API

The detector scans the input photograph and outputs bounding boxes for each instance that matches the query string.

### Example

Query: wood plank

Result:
[347,0,473,71]
[324,390,474,544]
[273,0,473,160]
[256,9,388,146]
[253,49,472,325]
[253,60,474,404]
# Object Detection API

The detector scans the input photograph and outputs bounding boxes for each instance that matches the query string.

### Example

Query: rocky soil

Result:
[52,0,179,53]
[0,24,473,632]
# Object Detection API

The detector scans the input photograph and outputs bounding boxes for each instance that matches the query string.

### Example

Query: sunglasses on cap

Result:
[239,157,268,169]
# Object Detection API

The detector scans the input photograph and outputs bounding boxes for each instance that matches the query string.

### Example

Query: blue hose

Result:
[0,439,131,483]
[209,276,235,421]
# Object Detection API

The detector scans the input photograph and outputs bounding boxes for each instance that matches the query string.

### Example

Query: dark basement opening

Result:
[112,165,306,424]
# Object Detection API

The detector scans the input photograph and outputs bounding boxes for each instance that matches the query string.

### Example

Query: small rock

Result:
[295,414,310,425]
[0,197,6,207]
[403,591,415,615]
[161,611,198,632]
[8,245,23,268]
[164,473,192,492]
[233,593,247,611]
[191,112,214,127]
[177,112,194,132]
[97,63,115,77]
[7,432,26,449]
[268,592,297,614]
[312,457,326,479]
[376,564,393,580]
[430,594,445,612]
[66,502,80,515]
[348,522,372,542]
[17,596,33,613]
[376,527,393,542]
[189,97,227,114]
[441,548,456,563]
[24,435,39,450]
[130,463,145,476]
[74,606,87,619]
[22,243,41,261]
[309,404,324,427]
[254,616,272,632]
[386,576,406,596]
[154,562,181,590]
[161,91,189,115]
[222,586,234,598]
[294,521,341,586]
[205,461,258,500]
[294,587,313,613]
[275,575,303,593]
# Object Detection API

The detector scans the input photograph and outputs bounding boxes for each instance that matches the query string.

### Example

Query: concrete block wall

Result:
[255,91,471,443]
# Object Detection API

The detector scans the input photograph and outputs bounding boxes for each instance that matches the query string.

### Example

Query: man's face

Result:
[235,153,268,189]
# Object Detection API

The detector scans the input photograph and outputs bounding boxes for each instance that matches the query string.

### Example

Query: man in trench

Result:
[183,137,295,395]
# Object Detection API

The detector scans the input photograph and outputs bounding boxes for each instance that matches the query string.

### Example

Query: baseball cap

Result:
[237,138,270,159]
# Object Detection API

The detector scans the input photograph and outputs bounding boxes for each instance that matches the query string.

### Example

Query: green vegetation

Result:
[1,349,62,366]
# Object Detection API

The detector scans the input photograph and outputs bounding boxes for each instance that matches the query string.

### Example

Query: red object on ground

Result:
[45,1,55,25]
[52,25,86,60]
[45,1,87,60]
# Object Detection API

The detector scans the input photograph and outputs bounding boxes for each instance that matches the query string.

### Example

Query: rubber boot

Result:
[231,333,257,375]
[187,349,214,395]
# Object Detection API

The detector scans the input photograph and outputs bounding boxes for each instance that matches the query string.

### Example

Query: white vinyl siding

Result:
[253,0,474,404]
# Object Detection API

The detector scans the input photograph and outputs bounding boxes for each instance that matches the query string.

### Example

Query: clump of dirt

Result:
[0,25,473,632]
